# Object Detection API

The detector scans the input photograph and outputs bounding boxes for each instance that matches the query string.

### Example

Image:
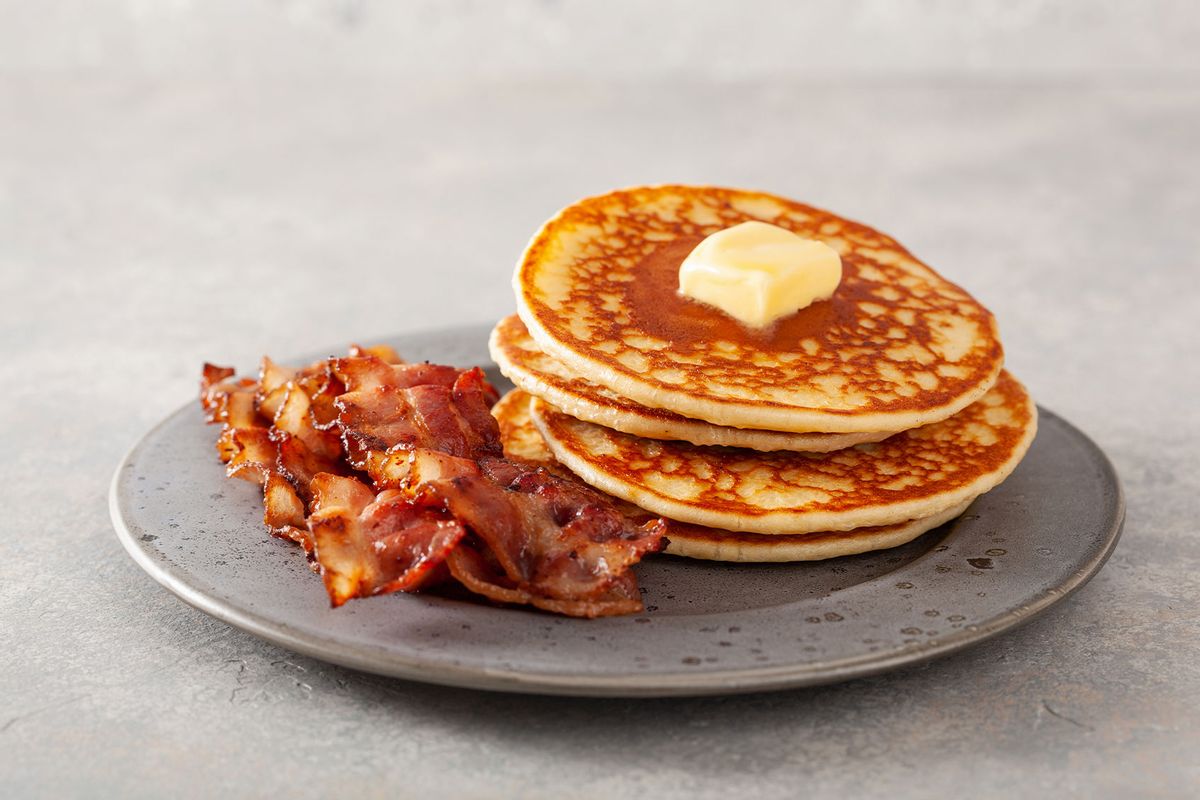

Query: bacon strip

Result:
[204,359,338,539]
[331,356,501,466]
[446,545,646,618]
[307,474,465,606]
[348,343,404,364]
[406,449,667,616]
[200,364,257,426]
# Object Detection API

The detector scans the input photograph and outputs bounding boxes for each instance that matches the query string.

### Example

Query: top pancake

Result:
[514,185,1004,434]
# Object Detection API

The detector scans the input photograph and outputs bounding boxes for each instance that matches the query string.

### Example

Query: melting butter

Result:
[678,221,842,327]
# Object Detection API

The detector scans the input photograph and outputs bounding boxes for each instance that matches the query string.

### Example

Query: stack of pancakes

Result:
[489,186,1037,562]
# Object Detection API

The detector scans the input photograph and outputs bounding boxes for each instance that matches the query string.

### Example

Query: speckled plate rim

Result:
[110,326,1125,698]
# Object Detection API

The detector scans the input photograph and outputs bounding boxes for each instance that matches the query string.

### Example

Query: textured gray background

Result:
[2,1,1198,797]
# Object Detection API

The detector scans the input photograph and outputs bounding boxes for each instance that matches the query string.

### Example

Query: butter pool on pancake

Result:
[490,315,891,453]
[513,185,1004,434]
[493,389,974,563]
[530,371,1037,535]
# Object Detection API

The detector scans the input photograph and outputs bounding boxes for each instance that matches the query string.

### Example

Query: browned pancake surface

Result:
[490,314,889,452]
[531,371,1036,533]
[515,185,1005,433]
[492,389,974,561]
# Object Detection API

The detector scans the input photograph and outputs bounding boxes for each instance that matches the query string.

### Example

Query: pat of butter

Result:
[678,221,842,327]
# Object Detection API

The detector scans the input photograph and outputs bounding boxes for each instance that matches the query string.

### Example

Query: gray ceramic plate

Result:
[111,324,1124,697]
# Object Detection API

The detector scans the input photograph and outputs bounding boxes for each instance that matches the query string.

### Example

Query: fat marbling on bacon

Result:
[199,348,666,617]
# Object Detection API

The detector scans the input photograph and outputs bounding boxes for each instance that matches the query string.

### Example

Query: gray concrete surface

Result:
[2,2,1199,798]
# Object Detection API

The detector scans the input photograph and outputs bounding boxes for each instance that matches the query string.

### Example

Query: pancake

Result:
[661,502,970,562]
[514,185,1004,434]
[494,388,576,476]
[490,315,890,453]
[530,371,1036,535]
[492,389,972,563]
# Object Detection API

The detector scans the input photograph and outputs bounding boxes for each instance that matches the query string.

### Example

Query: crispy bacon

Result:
[333,354,462,393]
[255,357,294,421]
[449,367,504,450]
[407,449,667,616]
[206,359,335,529]
[270,381,348,501]
[275,383,342,459]
[446,544,645,617]
[444,540,646,617]
[273,431,347,501]
[307,474,465,606]
[332,356,501,466]
[200,348,665,617]
[222,427,277,484]
[348,343,404,364]
[201,363,260,429]
[263,473,308,543]
[304,369,345,431]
